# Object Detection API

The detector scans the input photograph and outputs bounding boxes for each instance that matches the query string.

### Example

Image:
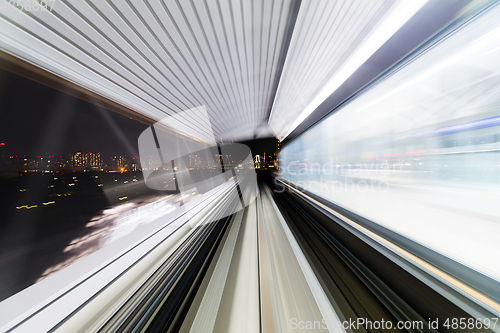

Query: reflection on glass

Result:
[280,6,500,280]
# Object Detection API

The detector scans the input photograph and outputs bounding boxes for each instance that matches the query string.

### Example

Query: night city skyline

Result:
[0,68,276,161]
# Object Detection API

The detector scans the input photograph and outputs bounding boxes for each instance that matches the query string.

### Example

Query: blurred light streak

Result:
[35,194,188,283]
[274,0,428,140]
[279,4,500,280]
[279,180,500,314]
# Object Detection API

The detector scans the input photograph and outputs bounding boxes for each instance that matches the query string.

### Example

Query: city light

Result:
[16,205,38,210]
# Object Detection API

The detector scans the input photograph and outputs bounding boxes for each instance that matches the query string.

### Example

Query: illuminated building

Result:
[69,152,102,169]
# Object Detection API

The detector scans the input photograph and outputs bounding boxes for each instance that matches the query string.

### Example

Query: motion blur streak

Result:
[2,0,500,332]
[279,3,500,281]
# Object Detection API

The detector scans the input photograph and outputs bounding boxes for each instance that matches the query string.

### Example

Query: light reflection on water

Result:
[36,193,196,282]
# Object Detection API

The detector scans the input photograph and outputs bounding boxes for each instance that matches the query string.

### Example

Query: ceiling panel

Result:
[0,0,297,142]
[0,0,429,143]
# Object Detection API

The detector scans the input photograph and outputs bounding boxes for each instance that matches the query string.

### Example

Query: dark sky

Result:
[0,68,148,159]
